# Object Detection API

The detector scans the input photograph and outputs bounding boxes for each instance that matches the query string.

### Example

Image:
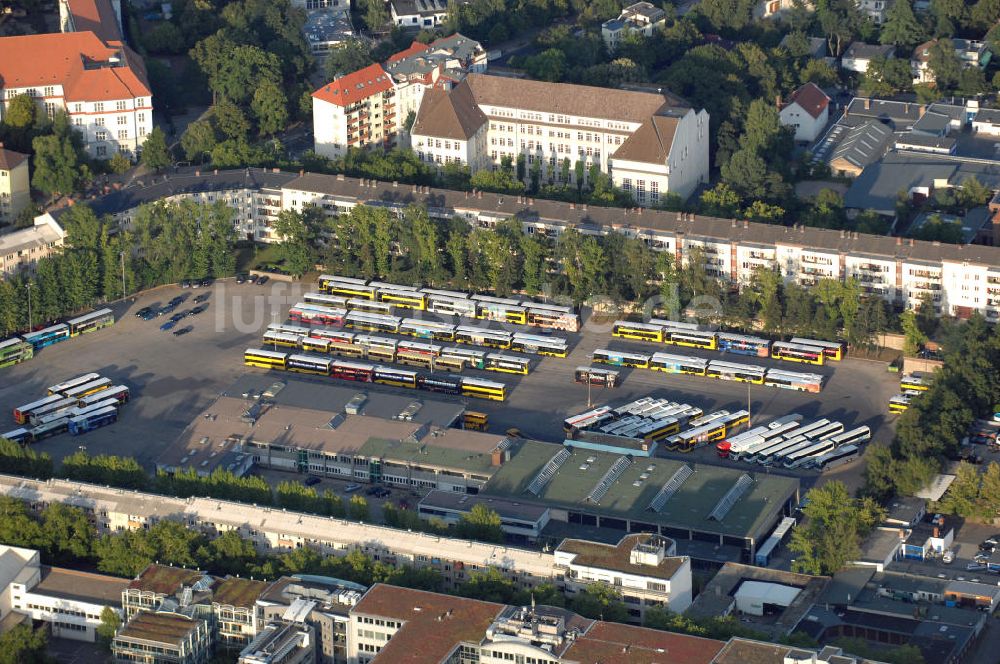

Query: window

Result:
[95,117,105,126]
[94,102,104,112]
[650,181,659,203]
[137,113,145,123]
[118,130,128,140]
[43,86,54,97]
[116,100,127,111]
[622,178,632,192]
[96,146,107,157]
[95,131,107,141]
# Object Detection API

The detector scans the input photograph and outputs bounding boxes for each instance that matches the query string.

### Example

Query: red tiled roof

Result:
[0,147,28,170]
[561,621,725,664]
[387,41,430,63]
[65,0,122,43]
[312,63,394,107]
[784,82,830,120]
[0,32,150,102]
[355,584,503,663]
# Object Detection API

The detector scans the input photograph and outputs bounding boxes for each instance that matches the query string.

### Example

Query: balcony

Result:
[747,251,771,260]
[801,255,833,266]
[858,273,885,285]
[855,263,887,273]
[988,276,1000,285]
[800,267,830,276]
[910,270,940,280]
[911,282,942,292]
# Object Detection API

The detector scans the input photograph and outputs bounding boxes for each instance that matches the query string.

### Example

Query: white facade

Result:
[390,0,448,28]
[0,213,66,277]
[601,2,667,51]
[312,64,398,160]
[612,109,710,203]
[779,97,829,143]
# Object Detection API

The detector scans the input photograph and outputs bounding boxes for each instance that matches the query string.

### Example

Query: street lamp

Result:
[25,283,32,331]
[119,251,126,300]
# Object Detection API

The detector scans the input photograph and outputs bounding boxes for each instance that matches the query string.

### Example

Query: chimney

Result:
[569,202,575,209]
[864,98,871,110]
[194,170,200,177]
[214,169,219,175]
[919,106,926,118]
[897,236,902,245]
[776,94,782,109]
[743,220,749,229]
[299,169,304,176]
[491,449,505,466]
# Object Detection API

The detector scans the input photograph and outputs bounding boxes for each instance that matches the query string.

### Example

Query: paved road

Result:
[0,280,900,489]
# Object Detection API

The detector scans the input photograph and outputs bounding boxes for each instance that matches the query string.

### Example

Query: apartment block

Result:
[554,534,692,621]
[0,545,128,642]
[0,146,30,224]
[411,73,710,202]
[313,64,397,159]
[112,611,212,664]
[601,2,667,51]
[0,213,66,277]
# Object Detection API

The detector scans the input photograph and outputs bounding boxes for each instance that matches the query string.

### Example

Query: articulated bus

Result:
[399,319,457,341]
[348,298,395,315]
[330,359,375,382]
[377,288,427,310]
[289,303,347,327]
[330,342,366,359]
[783,440,838,469]
[900,373,930,392]
[13,394,66,424]
[663,328,718,350]
[764,369,824,394]
[454,326,512,349]
[485,353,530,375]
[574,366,621,388]
[319,276,377,300]
[422,288,469,300]
[771,341,825,365]
[524,303,580,332]
[396,351,436,369]
[360,344,396,364]
[23,324,70,349]
[667,421,729,452]
[460,376,507,401]
[510,332,568,357]
[788,337,844,361]
[814,444,861,470]
[269,323,312,337]
[67,308,114,336]
[611,321,663,343]
[827,425,871,448]
[418,374,463,395]
[649,352,708,376]
[303,292,348,308]
[749,434,809,465]
[63,378,113,400]
[245,348,288,370]
[717,333,770,357]
[473,300,527,325]
[0,337,33,368]
[707,360,765,384]
[441,347,487,369]
[68,405,118,435]
[287,354,334,376]
[263,331,302,348]
[373,366,419,388]
[430,355,465,372]
[78,385,129,407]
[715,425,771,459]
[29,418,68,441]
[27,397,79,425]
[345,312,401,334]
[425,295,477,318]
[728,422,805,461]
[68,398,121,420]
[47,373,102,396]
[592,349,650,369]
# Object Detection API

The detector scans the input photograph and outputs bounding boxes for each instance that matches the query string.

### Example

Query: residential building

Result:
[384,33,487,124]
[122,564,212,620]
[554,534,692,620]
[756,0,799,18]
[841,42,894,73]
[346,583,726,664]
[711,640,886,664]
[857,0,891,23]
[0,545,128,642]
[312,63,397,159]
[213,576,270,650]
[239,621,315,664]
[390,0,450,29]
[0,145,29,224]
[302,9,354,56]
[59,0,124,42]
[601,2,667,51]
[912,38,992,84]
[410,73,710,201]
[417,490,551,542]
[112,611,212,664]
[0,31,152,159]
[778,82,830,143]
[0,213,66,277]
[255,575,364,664]
[972,107,1000,136]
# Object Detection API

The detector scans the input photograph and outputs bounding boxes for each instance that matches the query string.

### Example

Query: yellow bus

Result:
[611,321,663,343]
[461,377,507,401]
[244,348,288,370]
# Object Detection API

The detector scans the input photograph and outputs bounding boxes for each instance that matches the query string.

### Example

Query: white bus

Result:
[564,406,614,434]
[47,373,101,396]
[814,444,861,470]
[783,440,837,468]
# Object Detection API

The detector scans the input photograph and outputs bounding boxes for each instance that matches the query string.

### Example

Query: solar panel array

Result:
[526,448,572,496]
[708,473,754,521]
[647,464,694,512]
[587,455,633,504]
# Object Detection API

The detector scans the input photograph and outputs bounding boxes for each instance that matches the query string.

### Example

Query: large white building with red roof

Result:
[312,63,398,159]
[0,0,152,160]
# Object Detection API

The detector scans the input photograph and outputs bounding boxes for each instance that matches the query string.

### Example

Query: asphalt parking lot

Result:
[0,279,901,492]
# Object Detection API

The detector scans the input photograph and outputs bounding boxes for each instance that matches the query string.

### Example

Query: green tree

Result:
[141,127,172,172]
[699,183,741,218]
[181,120,218,163]
[324,39,374,78]
[96,606,121,647]
[900,309,928,354]
[349,494,370,521]
[0,624,50,664]
[570,583,629,623]
[454,504,504,543]
[364,0,389,30]
[862,56,914,95]
[252,79,289,136]
[31,134,80,196]
[108,151,132,174]
[880,0,926,47]
[273,208,321,276]
[3,93,37,129]
[521,48,567,81]
[721,148,768,199]
[927,39,962,89]
[790,482,885,575]
[0,496,46,550]
[42,503,93,561]
[213,100,251,142]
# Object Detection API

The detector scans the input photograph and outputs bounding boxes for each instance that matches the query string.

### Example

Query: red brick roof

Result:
[0,147,28,170]
[561,621,725,664]
[784,82,830,120]
[312,63,394,107]
[0,32,150,102]
[64,0,122,43]
[387,41,430,63]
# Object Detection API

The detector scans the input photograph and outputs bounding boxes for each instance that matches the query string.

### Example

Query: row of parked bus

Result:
[265,324,534,375]
[591,348,825,393]
[716,414,870,470]
[244,349,507,401]
[317,275,581,331]
[5,372,130,444]
[287,304,570,357]
[611,319,844,366]
[0,309,115,370]
[889,373,931,413]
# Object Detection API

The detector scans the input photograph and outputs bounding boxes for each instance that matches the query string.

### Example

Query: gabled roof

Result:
[386,41,430,63]
[612,113,682,165]
[562,621,723,664]
[411,82,487,140]
[829,120,893,170]
[784,82,830,119]
[0,32,150,102]
[312,63,393,107]
[843,42,894,60]
[64,0,122,43]
[0,147,28,171]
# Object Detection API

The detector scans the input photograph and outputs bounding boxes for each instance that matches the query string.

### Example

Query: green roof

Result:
[482,440,799,540]
[357,437,500,476]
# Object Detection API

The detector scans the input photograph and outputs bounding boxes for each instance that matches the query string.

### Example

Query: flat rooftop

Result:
[129,564,206,596]
[34,566,129,605]
[357,433,507,475]
[557,534,685,581]
[212,577,268,608]
[560,621,723,664]
[117,611,201,644]
[482,440,799,540]
[419,490,549,523]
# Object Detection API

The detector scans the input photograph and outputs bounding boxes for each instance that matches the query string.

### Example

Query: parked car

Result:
[374,488,391,498]
[366,486,381,496]
[180,279,191,288]
[979,542,996,553]
[985,536,1000,546]
[344,483,361,493]
[190,304,208,315]
[135,306,153,318]
[194,293,210,303]
[236,273,248,284]
[199,278,213,288]
[140,310,158,321]
[305,476,321,486]
[173,326,192,336]
[160,320,177,331]
[256,275,269,285]
[967,563,987,571]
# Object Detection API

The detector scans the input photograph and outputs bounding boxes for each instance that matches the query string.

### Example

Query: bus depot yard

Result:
[0,278,899,486]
